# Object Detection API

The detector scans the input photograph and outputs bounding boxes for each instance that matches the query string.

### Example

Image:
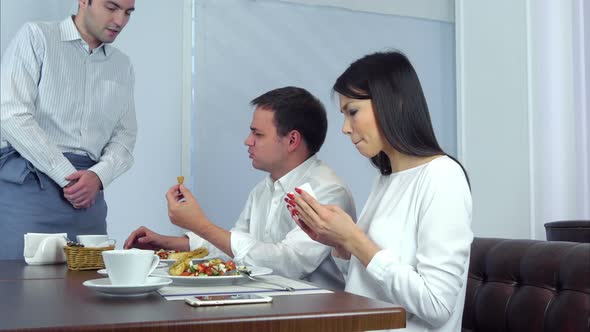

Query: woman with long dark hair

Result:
[288,51,473,331]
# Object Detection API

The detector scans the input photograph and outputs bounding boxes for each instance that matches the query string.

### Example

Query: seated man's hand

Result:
[166,184,208,232]
[63,170,102,209]
[124,226,190,251]
[332,245,352,260]
[124,226,164,250]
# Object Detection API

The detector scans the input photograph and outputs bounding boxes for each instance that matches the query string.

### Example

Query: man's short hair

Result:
[250,87,327,155]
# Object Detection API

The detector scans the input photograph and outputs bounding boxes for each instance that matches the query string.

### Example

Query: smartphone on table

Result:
[185,294,273,306]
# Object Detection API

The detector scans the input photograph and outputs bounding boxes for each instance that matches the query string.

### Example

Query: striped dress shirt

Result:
[1,17,136,188]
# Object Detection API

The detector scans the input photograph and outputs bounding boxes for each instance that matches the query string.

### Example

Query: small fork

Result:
[239,269,295,292]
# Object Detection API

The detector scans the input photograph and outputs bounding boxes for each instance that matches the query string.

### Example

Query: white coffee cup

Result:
[102,249,160,285]
[77,235,113,248]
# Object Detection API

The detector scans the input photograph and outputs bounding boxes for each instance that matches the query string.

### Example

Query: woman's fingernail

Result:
[294,187,302,194]
[286,193,295,199]
[287,205,293,211]
[289,199,296,206]
[284,197,290,203]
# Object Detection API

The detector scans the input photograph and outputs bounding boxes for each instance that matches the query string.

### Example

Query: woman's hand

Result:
[288,187,381,266]
[288,188,358,250]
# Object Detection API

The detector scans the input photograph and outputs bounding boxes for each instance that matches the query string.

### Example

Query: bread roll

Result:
[168,247,209,276]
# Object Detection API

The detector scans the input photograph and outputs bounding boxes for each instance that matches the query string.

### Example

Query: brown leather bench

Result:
[462,237,590,331]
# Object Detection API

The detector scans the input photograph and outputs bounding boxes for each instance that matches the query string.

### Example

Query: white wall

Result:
[1,0,187,246]
[586,1,590,113]
[2,0,459,243]
[1,0,74,55]
[456,0,589,240]
[191,0,457,230]
[104,1,186,245]
[277,0,455,22]
[456,0,531,238]
[4,0,586,246]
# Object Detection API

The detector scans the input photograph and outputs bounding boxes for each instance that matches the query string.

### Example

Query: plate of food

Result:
[151,257,272,285]
[156,247,208,265]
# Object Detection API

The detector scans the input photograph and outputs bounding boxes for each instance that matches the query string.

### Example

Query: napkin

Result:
[87,239,116,248]
[293,182,317,199]
[23,233,67,265]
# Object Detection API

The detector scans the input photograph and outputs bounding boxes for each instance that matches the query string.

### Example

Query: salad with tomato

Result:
[179,258,238,277]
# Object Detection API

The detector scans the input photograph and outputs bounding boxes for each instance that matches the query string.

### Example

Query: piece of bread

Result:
[168,251,188,260]
[168,247,209,276]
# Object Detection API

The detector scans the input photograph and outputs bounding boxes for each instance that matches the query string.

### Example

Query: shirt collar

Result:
[59,16,111,56]
[264,155,319,194]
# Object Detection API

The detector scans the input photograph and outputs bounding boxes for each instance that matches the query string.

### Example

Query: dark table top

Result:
[0,260,406,332]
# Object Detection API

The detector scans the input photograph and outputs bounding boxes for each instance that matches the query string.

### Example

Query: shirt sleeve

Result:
[332,255,350,278]
[88,64,137,188]
[231,184,353,280]
[1,23,76,187]
[185,231,205,251]
[232,226,330,280]
[365,165,473,328]
[185,231,232,261]
[228,191,261,264]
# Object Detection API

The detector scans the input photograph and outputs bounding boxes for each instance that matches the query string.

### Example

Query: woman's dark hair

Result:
[250,86,327,156]
[333,51,469,185]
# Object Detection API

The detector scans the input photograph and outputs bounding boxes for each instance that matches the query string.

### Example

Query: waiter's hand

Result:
[63,170,102,209]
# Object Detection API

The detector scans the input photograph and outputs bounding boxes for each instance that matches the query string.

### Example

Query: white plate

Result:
[161,257,210,266]
[151,266,273,285]
[83,276,172,296]
[160,259,176,265]
[97,262,167,276]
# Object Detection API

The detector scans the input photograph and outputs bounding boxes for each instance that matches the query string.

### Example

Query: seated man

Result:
[125,87,356,289]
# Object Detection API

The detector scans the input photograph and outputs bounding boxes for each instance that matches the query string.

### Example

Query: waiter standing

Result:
[0,0,138,259]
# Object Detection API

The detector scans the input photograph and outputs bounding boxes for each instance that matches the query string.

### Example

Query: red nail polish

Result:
[286,193,295,199]
[294,187,302,194]
[284,197,290,203]
[289,199,296,206]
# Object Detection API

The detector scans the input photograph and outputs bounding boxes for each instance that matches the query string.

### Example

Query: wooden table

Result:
[0,260,405,331]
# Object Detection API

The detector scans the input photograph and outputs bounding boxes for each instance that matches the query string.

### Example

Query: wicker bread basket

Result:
[63,245,115,270]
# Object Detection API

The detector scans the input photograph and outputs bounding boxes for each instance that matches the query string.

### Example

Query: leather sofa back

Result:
[462,237,590,331]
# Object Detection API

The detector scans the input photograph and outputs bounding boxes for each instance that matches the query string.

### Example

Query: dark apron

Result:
[0,146,107,260]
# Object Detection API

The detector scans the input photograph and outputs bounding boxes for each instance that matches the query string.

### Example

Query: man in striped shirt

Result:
[0,0,137,260]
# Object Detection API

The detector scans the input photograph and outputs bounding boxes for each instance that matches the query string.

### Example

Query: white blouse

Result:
[336,156,473,332]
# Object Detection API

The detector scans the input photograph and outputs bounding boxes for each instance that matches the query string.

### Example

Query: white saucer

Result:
[83,277,172,296]
[97,262,167,276]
